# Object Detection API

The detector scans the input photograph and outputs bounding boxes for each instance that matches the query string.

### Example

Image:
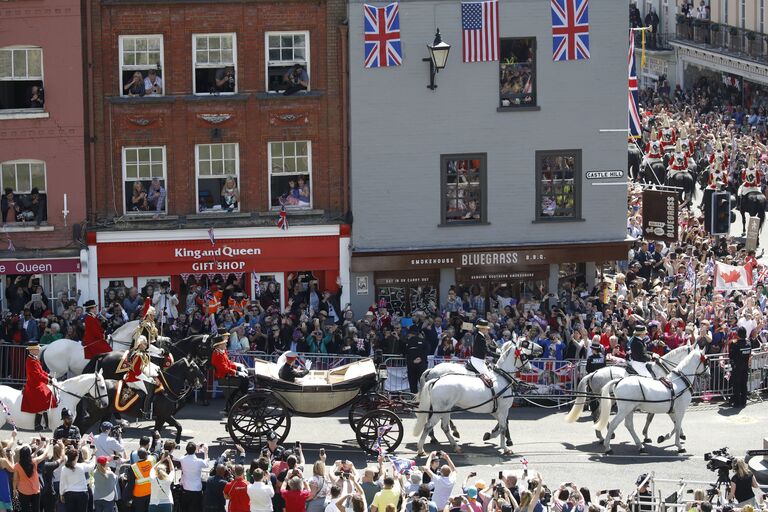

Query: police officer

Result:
[53,408,81,446]
[585,340,606,417]
[404,325,429,393]
[729,326,752,408]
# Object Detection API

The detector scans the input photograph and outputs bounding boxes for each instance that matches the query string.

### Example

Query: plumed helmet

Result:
[141,297,155,318]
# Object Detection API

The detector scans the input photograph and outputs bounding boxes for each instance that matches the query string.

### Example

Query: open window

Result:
[196,143,240,213]
[119,35,164,97]
[122,146,167,215]
[193,33,237,95]
[535,149,581,220]
[499,38,536,108]
[265,31,309,92]
[440,154,487,225]
[0,47,44,111]
[268,141,312,210]
[0,160,47,223]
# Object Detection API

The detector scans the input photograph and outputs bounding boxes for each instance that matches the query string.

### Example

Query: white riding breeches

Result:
[470,356,492,378]
[126,380,149,394]
[739,185,762,197]
[629,360,653,378]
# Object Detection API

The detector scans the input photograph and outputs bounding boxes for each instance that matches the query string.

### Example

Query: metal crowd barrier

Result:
[1,343,764,405]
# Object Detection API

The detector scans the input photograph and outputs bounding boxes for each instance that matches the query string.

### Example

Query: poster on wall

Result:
[356,276,369,295]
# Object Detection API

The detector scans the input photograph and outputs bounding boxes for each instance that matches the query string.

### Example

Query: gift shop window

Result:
[196,143,240,213]
[269,141,312,210]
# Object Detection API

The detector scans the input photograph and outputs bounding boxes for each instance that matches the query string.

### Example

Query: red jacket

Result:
[212,349,237,379]
[21,355,56,413]
[124,352,148,383]
[82,314,112,359]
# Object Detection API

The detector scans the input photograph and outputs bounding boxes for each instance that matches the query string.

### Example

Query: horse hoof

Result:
[657,435,665,444]
[503,448,514,455]
[678,448,687,454]
[482,433,491,441]
[643,438,652,444]
[417,451,427,457]
[454,446,463,454]
[506,440,513,447]
[680,434,687,441]
[604,449,613,456]
[452,431,460,439]
[639,447,647,454]
[611,433,615,440]
[429,437,438,444]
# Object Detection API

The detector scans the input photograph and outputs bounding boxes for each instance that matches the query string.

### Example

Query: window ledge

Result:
[123,214,178,222]
[0,110,49,120]
[184,93,250,102]
[531,218,585,224]
[260,208,325,217]
[438,222,491,227]
[254,91,324,100]
[497,106,541,113]
[108,96,176,105]
[1,224,53,232]
[187,212,250,220]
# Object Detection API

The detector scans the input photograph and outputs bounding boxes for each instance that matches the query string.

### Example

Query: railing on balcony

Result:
[674,17,768,63]
[633,31,674,51]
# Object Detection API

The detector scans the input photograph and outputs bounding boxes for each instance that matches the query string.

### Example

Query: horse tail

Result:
[419,369,431,392]
[564,372,591,423]
[594,378,620,431]
[412,381,434,437]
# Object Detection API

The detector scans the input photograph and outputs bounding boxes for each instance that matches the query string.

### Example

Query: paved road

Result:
[13,396,764,499]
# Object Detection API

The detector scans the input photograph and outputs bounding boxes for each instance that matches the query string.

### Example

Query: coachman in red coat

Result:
[82,300,112,359]
[21,342,57,430]
[211,335,248,412]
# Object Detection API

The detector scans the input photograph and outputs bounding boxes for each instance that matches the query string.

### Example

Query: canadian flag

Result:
[714,262,753,291]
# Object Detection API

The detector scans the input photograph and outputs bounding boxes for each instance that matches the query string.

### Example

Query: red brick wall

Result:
[88,0,346,219]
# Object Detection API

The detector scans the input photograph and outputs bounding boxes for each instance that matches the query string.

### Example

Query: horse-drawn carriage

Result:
[226,356,407,455]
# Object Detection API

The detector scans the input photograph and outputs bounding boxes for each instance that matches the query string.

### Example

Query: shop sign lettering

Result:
[174,246,262,259]
[0,258,81,275]
[191,261,247,271]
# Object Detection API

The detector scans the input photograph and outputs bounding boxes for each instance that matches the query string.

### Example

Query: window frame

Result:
[534,149,582,222]
[0,159,47,193]
[121,146,168,216]
[498,37,537,109]
[0,46,44,113]
[264,30,310,93]
[118,35,165,97]
[439,153,488,226]
[267,140,313,210]
[195,142,241,213]
[192,33,238,95]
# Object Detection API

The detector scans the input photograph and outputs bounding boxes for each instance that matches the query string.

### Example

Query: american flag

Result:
[461,0,499,63]
[364,3,403,68]
[277,205,288,231]
[628,30,642,139]
[551,0,590,61]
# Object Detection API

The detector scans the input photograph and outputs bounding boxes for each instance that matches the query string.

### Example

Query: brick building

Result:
[0,0,89,313]
[85,0,351,309]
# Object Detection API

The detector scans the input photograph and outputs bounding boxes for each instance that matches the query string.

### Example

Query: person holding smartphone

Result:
[179,441,210,512]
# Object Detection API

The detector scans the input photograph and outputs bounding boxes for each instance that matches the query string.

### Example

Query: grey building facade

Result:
[348,0,629,316]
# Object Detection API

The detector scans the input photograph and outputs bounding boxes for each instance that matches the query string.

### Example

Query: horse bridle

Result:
[157,361,203,401]
[656,344,693,373]
[51,375,109,407]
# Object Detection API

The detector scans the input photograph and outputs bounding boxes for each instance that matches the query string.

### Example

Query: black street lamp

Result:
[424,29,451,90]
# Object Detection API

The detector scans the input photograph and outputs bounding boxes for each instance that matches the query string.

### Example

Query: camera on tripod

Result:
[704,447,734,472]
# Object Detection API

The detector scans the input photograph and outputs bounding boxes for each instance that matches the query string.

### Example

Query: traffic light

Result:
[711,191,731,235]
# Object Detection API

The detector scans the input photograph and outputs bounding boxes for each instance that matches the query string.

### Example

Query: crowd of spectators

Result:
[0,424,762,512]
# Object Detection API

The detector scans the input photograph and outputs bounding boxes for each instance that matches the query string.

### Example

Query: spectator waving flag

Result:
[714,262,753,291]
[628,30,642,138]
[364,3,403,68]
[277,205,288,231]
[551,0,590,61]
[461,0,499,63]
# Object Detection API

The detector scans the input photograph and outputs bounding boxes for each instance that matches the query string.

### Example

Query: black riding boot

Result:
[142,384,155,419]
[42,412,49,430]
[34,414,44,431]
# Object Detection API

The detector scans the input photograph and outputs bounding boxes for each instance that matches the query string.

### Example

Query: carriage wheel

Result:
[227,392,291,450]
[348,394,379,429]
[355,409,403,456]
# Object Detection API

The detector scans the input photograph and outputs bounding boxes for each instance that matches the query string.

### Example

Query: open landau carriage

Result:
[226,356,406,454]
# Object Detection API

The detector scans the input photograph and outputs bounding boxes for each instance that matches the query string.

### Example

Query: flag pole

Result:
[630,26,652,68]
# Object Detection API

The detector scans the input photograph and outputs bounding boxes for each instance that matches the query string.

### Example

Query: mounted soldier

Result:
[660,116,677,155]
[82,300,113,360]
[709,140,729,170]
[738,154,763,200]
[123,335,158,416]
[667,141,689,180]
[132,298,159,350]
[21,341,57,431]
[701,149,729,213]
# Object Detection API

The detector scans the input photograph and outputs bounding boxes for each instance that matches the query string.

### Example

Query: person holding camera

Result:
[423,451,456,510]
[280,470,311,512]
[215,66,236,93]
[179,442,210,512]
[153,281,178,324]
[282,64,309,96]
[94,422,125,470]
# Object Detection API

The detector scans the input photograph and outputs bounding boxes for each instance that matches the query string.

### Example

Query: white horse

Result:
[0,371,109,432]
[565,344,695,442]
[593,348,709,455]
[40,321,165,377]
[413,342,533,455]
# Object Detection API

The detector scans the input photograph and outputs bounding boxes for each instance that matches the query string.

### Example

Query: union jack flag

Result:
[364,3,403,68]
[277,205,288,231]
[628,30,642,138]
[551,0,590,61]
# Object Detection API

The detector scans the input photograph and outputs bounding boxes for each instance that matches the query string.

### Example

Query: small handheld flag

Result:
[277,206,288,231]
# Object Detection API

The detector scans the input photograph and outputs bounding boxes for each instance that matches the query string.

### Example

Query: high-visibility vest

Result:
[131,459,153,497]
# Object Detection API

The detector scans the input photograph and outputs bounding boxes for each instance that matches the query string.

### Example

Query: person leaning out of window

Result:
[283,64,309,96]
[124,71,146,97]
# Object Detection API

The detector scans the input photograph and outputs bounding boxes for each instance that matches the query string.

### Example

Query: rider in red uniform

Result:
[211,334,248,412]
[21,342,57,431]
[82,300,112,359]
